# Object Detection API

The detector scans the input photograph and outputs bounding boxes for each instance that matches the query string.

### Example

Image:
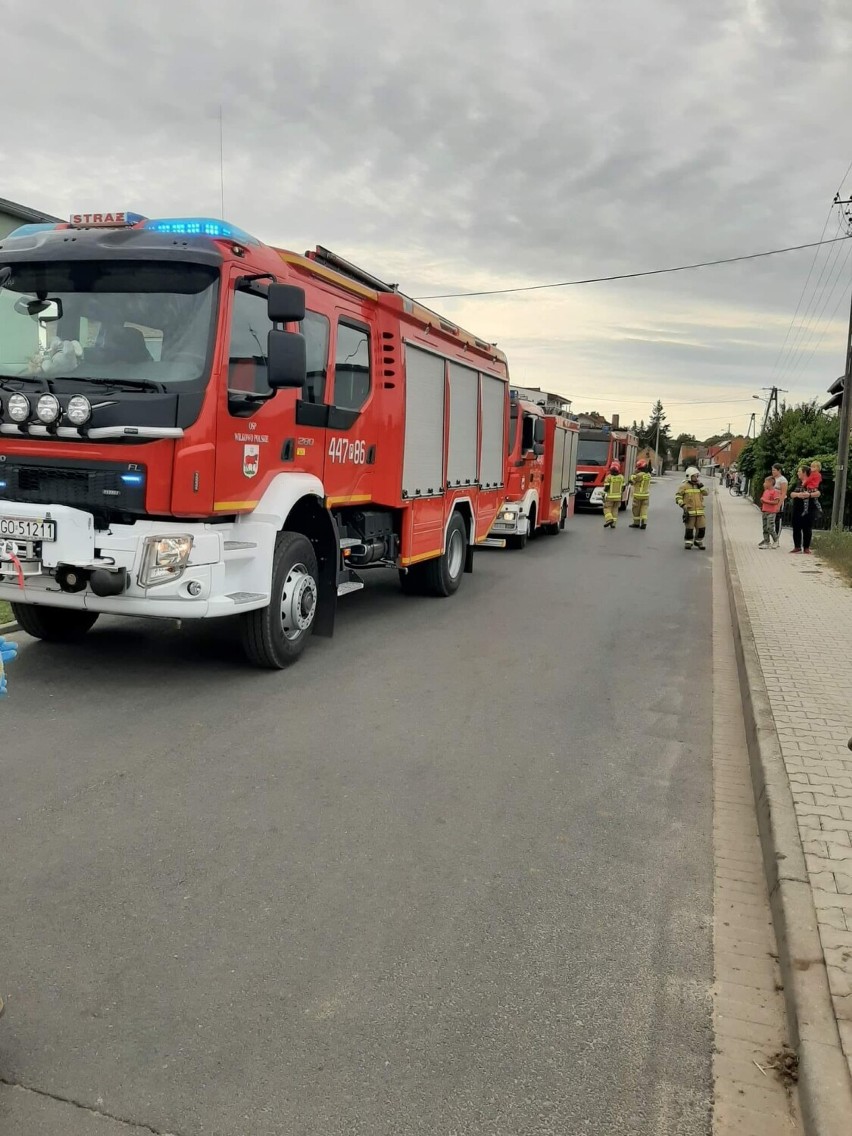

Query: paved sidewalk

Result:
[717,487,852,1083]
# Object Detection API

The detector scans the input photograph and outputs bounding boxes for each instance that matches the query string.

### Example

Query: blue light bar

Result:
[120,473,145,485]
[142,217,260,245]
[5,223,60,239]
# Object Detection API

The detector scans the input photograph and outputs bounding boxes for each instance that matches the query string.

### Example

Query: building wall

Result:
[0,207,22,240]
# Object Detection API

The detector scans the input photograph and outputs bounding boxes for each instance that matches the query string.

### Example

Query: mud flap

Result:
[464,544,475,574]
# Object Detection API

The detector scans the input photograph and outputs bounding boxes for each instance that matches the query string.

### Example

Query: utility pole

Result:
[654,412,661,476]
[759,386,785,433]
[830,196,852,529]
[746,412,756,439]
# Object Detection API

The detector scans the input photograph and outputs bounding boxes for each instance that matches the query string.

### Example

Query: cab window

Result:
[301,311,330,404]
[228,289,272,395]
[333,322,371,411]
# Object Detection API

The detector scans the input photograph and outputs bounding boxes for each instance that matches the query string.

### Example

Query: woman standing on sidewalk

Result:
[789,465,819,554]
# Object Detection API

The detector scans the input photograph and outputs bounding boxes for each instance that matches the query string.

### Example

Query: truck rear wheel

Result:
[240,532,319,669]
[425,512,467,595]
[399,513,467,597]
[506,532,527,550]
[11,603,99,642]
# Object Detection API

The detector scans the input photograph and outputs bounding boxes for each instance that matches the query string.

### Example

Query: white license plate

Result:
[0,516,57,542]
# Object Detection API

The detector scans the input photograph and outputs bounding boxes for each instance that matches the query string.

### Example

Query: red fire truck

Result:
[574,427,638,512]
[487,389,579,549]
[0,214,512,668]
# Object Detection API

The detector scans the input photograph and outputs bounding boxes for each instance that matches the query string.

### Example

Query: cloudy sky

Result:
[3,0,851,438]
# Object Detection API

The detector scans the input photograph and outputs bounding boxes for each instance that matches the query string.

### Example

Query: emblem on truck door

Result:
[243,444,260,478]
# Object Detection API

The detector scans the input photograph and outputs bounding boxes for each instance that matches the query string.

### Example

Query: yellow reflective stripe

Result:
[326,494,372,507]
[213,500,258,511]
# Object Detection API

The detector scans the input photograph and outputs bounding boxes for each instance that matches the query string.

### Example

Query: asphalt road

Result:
[1,481,715,1136]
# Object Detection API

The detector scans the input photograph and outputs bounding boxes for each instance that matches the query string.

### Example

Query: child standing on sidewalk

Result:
[758,475,781,548]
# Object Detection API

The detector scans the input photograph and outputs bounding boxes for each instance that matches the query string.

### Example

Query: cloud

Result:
[2,0,851,435]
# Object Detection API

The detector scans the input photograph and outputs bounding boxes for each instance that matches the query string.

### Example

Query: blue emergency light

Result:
[5,223,61,239]
[120,473,145,486]
[141,217,260,245]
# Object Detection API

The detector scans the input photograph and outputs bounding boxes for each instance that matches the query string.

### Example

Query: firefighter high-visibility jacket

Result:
[603,473,625,500]
[630,470,653,498]
[675,480,708,516]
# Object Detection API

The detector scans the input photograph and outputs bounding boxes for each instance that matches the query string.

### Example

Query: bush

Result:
[0,601,12,626]
[738,403,850,527]
[813,529,852,585]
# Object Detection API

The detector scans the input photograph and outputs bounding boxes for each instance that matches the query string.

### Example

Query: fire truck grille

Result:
[0,457,147,518]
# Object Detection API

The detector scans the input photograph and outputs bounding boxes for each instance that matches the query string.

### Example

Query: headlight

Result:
[7,393,31,422]
[66,395,92,426]
[138,534,193,588]
[36,393,61,424]
[501,510,517,521]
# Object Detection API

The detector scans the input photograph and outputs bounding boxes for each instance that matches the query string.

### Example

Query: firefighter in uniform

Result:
[628,459,652,529]
[602,461,624,529]
[675,467,708,550]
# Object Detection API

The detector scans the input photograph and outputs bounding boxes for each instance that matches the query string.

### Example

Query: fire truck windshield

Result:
[0,260,218,389]
[577,437,611,466]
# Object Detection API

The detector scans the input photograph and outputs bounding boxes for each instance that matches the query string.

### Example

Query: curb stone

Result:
[719,503,852,1136]
[0,620,19,635]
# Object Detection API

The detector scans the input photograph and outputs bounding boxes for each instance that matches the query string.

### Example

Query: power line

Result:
[778,213,848,379]
[770,204,835,374]
[791,269,852,379]
[568,395,756,407]
[414,235,852,300]
[782,237,852,381]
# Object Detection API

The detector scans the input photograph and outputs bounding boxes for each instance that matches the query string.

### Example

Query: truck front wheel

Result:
[11,603,99,642]
[240,532,319,669]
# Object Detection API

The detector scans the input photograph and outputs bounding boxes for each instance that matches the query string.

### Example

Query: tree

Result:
[703,431,733,448]
[673,432,698,449]
[639,400,673,455]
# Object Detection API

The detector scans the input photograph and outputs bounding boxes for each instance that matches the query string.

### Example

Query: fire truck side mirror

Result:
[533,441,544,457]
[267,283,306,323]
[267,329,307,390]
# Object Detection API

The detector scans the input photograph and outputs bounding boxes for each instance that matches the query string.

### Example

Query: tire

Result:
[619,497,628,512]
[527,506,538,540]
[240,532,319,669]
[11,603,99,642]
[506,532,527,550]
[558,502,568,531]
[424,512,467,596]
[542,523,560,536]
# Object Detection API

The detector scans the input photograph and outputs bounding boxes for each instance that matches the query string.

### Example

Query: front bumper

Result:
[0,501,266,619]
[489,505,529,537]
[575,485,605,508]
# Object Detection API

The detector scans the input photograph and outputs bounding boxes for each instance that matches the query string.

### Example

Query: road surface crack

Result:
[0,1075,184,1135]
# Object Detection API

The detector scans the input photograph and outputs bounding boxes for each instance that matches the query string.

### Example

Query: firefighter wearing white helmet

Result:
[675,467,708,550]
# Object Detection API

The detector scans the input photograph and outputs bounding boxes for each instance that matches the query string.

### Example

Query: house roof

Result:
[0,196,62,224]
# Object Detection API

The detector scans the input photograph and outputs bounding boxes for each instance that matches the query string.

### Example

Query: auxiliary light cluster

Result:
[0,393,92,428]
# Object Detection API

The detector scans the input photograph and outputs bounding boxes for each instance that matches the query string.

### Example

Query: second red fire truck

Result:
[0,213,529,668]
[487,389,579,549]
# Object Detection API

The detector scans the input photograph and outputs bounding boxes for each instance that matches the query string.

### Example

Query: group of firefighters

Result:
[600,462,708,549]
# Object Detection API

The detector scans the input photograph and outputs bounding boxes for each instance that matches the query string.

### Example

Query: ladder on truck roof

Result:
[306,245,399,294]
[305,246,500,358]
